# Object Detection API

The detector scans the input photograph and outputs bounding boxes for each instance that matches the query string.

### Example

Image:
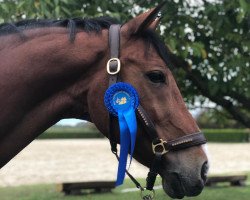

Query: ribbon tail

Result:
[116,111,130,186]
[123,108,137,168]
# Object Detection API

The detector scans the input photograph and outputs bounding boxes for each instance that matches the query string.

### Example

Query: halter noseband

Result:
[106,24,207,198]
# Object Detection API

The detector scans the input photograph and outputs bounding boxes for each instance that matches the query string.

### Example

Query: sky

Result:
[57,118,84,126]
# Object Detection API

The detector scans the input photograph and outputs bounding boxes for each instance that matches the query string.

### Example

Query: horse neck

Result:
[0,28,108,167]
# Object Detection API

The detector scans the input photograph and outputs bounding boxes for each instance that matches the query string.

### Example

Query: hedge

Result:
[38,127,250,143]
[203,129,250,143]
[38,127,104,139]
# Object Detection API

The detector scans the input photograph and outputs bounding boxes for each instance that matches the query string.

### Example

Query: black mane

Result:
[0,17,119,41]
[0,16,174,68]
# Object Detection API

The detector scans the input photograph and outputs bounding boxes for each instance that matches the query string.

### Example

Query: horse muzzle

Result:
[161,161,209,199]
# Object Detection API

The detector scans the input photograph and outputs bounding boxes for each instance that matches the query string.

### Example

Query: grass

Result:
[0,177,250,200]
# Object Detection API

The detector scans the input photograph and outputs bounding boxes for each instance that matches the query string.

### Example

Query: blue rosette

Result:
[104,82,139,186]
[104,82,139,116]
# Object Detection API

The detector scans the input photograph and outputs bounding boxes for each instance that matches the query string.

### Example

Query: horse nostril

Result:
[201,161,209,183]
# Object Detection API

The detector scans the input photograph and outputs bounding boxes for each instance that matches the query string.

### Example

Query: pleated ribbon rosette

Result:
[104,82,139,186]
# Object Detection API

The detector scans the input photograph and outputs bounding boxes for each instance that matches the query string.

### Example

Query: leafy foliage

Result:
[38,125,103,139]
[0,0,249,127]
[196,108,244,128]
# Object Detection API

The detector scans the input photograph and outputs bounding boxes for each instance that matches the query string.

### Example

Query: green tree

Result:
[0,0,249,127]
[196,108,244,129]
[160,0,250,128]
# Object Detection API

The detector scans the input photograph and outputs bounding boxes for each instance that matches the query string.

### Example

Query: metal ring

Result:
[152,139,168,155]
[106,58,121,75]
[140,189,155,200]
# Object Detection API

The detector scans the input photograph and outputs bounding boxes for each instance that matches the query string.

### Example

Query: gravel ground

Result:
[0,139,250,187]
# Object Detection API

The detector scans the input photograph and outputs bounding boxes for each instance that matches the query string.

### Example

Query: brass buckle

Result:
[152,139,168,155]
[106,58,121,75]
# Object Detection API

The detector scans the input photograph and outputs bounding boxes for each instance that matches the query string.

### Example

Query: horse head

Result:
[88,5,209,199]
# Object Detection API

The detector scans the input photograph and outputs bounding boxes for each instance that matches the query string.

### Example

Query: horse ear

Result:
[122,2,165,36]
[148,17,162,30]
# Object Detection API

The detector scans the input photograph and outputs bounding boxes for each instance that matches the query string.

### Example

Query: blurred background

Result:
[0,0,249,200]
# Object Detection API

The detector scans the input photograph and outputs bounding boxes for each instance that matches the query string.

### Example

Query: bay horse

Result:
[0,5,208,199]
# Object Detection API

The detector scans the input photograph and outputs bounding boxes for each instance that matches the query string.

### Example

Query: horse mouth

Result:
[162,173,185,199]
[162,172,204,199]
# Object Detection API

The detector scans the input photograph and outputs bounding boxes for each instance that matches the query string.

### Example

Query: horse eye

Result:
[146,71,166,84]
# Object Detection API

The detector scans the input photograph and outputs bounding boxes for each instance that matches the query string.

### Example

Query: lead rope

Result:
[113,149,143,190]
[111,145,156,200]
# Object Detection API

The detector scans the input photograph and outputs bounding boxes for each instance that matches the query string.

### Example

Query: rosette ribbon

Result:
[104,82,139,186]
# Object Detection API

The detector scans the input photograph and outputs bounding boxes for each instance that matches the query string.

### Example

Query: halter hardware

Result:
[141,188,155,200]
[107,58,121,75]
[152,139,168,155]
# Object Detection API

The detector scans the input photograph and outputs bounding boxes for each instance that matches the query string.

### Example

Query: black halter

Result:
[106,25,207,199]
